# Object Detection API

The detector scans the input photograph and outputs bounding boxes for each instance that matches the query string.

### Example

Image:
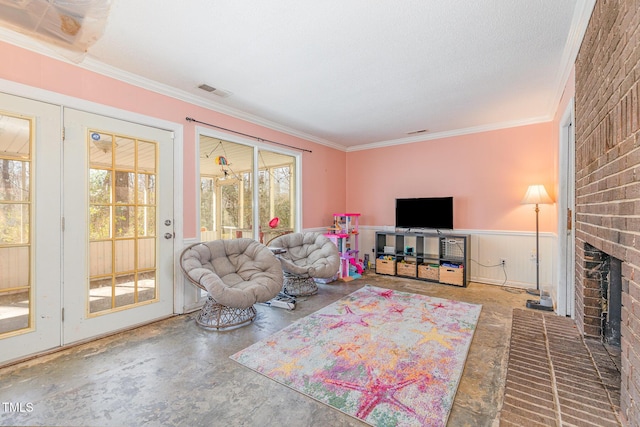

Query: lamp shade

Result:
[521,184,553,205]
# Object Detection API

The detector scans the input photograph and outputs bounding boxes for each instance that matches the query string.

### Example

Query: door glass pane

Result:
[89,277,113,313]
[114,274,135,308]
[137,173,155,205]
[90,206,112,240]
[114,239,135,273]
[137,207,156,237]
[0,159,29,201]
[258,150,296,245]
[89,131,158,315]
[89,241,112,276]
[115,137,135,169]
[0,113,32,336]
[138,141,156,173]
[137,271,156,303]
[115,171,135,204]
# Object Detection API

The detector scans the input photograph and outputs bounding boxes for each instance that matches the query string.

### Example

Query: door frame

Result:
[0,79,185,318]
[557,98,575,318]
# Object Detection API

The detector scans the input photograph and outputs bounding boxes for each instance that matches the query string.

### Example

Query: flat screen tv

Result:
[395,197,453,230]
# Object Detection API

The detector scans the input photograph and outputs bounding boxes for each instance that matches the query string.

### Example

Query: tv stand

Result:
[374,230,470,287]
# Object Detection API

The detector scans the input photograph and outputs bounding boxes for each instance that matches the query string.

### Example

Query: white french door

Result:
[63,109,174,343]
[0,96,175,365]
[0,93,62,364]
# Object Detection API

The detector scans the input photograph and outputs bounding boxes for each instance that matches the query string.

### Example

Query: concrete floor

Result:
[0,273,532,427]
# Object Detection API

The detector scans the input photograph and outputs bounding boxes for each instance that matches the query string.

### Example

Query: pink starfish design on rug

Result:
[230,285,483,427]
[371,288,395,299]
[321,305,373,329]
[325,364,419,419]
[390,303,406,314]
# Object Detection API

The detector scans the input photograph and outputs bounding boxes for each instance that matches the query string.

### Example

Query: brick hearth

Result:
[500,309,621,426]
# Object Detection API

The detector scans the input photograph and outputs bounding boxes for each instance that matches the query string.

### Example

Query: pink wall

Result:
[346,122,557,232]
[0,41,346,236]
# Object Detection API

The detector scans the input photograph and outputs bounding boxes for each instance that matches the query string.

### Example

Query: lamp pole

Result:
[522,184,553,311]
[528,203,541,296]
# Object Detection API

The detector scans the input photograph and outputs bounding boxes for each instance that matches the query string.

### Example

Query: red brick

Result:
[575,2,640,414]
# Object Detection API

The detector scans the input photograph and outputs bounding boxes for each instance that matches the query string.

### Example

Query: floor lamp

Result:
[521,184,554,311]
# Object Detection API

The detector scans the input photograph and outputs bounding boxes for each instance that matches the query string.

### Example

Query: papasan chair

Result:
[180,238,283,329]
[268,232,340,296]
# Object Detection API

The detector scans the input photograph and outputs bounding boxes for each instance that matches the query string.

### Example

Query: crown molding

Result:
[81,58,347,151]
[345,115,552,152]
[546,0,596,116]
[0,27,347,152]
[347,1,596,154]
[0,0,595,157]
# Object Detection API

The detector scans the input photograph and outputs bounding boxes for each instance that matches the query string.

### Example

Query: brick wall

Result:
[575,1,640,425]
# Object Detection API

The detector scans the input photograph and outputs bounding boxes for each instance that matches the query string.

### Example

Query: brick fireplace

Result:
[581,244,622,346]
[575,1,640,424]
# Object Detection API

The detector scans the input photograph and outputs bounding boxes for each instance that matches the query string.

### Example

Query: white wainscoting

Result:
[178,228,557,313]
[179,237,207,314]
[358,226,557,292]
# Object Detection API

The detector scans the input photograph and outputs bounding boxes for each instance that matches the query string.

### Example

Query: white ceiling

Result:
[0,1,594,151]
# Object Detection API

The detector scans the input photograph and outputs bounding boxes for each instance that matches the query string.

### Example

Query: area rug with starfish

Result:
[230,285,482,427]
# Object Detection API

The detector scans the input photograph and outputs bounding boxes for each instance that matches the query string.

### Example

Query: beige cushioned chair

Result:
[269,232,340,296]
[180,238,283,329]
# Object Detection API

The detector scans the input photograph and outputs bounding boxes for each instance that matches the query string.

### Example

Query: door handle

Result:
[164,233,173,239]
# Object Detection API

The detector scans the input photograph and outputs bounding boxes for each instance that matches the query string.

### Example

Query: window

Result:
[198,135,298,244]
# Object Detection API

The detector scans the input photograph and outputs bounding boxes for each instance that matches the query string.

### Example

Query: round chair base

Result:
[196,296,257,330]
[282,273,318,297]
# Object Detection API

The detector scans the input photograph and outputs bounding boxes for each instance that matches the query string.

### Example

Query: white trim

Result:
[194,126,205,243]
[359,226,555,239]
[346,116,552,152]
[0,1,596,155]
[180,238,205,313]
[546,0,596,117]
[0,28,344,152]
[302,226,327,233]
[172,127,185,314]
[557,99,576,318]
[361,226,557,293]
[451,228,556,238]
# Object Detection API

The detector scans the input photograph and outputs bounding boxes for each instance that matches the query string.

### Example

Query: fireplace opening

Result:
[583,243,621,346]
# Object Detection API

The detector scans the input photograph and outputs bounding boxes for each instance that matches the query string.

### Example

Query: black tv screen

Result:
[395,197,453,230]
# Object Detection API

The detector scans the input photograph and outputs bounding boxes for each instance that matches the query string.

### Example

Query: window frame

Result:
[195,127,302,243]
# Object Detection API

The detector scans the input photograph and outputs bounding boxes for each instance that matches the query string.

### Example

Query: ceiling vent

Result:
[198,84,232,98]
